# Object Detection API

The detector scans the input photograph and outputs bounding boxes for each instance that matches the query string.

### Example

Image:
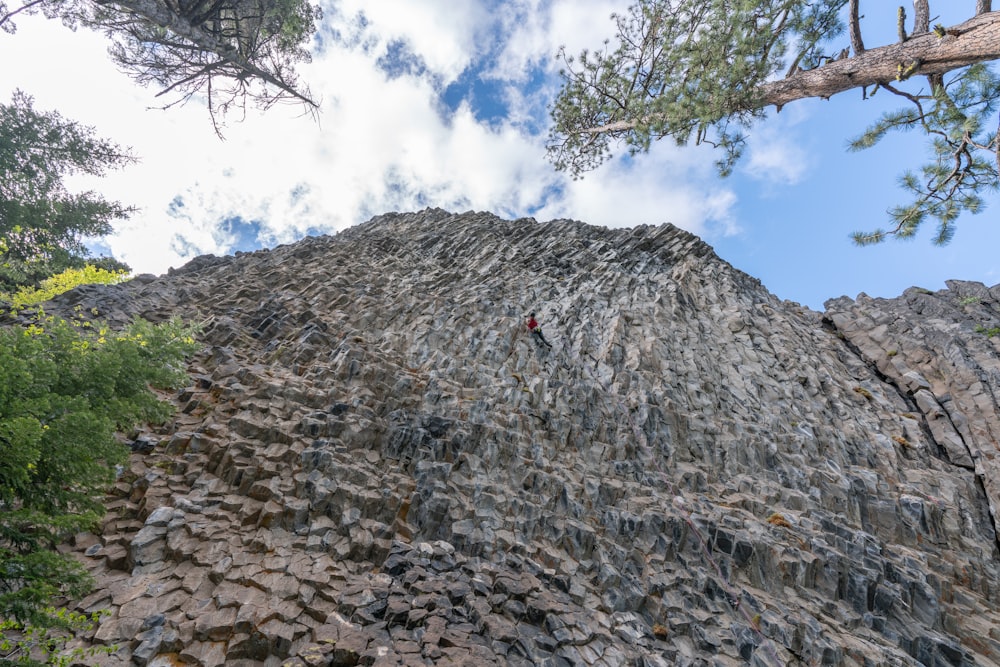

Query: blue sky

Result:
[716,86,1000,308]
[1,1,998,310]
[712,3,1000,308]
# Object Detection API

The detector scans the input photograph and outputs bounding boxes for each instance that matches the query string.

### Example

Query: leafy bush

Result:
[0,313,197,665]
[2,266,128,313]
[0,606,109,666]
[974,324,1000,338]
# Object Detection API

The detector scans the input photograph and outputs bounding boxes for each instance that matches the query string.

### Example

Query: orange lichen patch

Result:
[652,623,669,639]
[767,513,792,528]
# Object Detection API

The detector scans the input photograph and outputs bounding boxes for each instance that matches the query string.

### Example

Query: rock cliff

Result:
[39,209,1000,666]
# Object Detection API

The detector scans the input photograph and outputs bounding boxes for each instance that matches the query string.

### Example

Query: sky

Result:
[1,1,999,311]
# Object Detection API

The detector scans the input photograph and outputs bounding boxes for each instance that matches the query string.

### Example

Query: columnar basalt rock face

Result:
[39,209,1000,666]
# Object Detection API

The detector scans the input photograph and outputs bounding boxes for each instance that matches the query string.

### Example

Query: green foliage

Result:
[0,313,197,658]
[850,64,1000,245]
[974,324,1000,338]
[265,0,320,53]
[958,295,981,306]
[551,1,1000,245]
[548,0,844,177]
[0,91,135,292]
[1,608,112,667]
[2,266,129,312]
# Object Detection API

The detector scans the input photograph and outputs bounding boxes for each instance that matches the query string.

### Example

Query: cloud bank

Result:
[0,0,752,276]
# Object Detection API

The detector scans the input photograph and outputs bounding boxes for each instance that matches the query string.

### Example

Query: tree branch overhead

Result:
[549,1,1000,245]
[2,0,320,135]
[764,12,1000,109]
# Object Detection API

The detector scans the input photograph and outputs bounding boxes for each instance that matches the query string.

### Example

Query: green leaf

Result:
[0,91,134,293]
[0,313,198,630]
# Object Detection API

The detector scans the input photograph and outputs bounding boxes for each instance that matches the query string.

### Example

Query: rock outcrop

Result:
[34,209,1000,666]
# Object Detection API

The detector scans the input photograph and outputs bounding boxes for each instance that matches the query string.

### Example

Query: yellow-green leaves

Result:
[0,312,198,643]
[0,90,135,293]
[3,265,129,313]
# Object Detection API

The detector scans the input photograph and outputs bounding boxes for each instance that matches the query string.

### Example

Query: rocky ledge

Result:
[30,209,1000,666]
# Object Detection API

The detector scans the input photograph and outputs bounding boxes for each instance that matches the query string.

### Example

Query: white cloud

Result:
[743,105,813,186]
[744,136,810,186]
[0,0,739,277]
[549,0,624,56]
[333,0,489,84]
[538,139,739,237]
[493,0,623,81]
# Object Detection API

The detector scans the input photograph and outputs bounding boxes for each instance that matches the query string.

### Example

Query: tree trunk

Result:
[95,0,317,106]
[762,12,1000,109]
[978,1,992,15]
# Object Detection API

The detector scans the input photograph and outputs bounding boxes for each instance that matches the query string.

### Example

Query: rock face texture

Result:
[41,209,1000,666]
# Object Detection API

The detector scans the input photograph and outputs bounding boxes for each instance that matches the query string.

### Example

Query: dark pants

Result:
[532,329,552,347]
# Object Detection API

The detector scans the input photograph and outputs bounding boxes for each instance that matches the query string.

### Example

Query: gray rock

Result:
[52,211,1000,666]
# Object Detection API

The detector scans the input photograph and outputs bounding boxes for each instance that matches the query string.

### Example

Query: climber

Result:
[526,312,553,348]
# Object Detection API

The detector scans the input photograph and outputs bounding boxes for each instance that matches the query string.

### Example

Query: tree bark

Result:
[95,0,317,106]
[762,12,1000,109]
[848,0,865,54]
[913,0,929,35]
[580,12,1000,137]
[978,1,992,15]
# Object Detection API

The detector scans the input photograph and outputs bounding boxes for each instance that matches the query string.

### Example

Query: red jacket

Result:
[527,317,539,331]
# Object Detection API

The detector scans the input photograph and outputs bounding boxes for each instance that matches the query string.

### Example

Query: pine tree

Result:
[0,90,134,292]
[548,1,1000,244]
[0,0,320,135]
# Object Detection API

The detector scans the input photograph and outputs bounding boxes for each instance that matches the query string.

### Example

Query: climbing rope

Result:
[574,351,785,667]
[489,311,782,662]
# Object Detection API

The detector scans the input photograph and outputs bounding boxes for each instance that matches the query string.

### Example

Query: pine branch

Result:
[0,0,46,31]
[913,0,930,35]
[848,0,865,55]
[94,0,319,108]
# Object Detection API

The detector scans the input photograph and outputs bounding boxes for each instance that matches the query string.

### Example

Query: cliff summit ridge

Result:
[36,209,1000,666]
